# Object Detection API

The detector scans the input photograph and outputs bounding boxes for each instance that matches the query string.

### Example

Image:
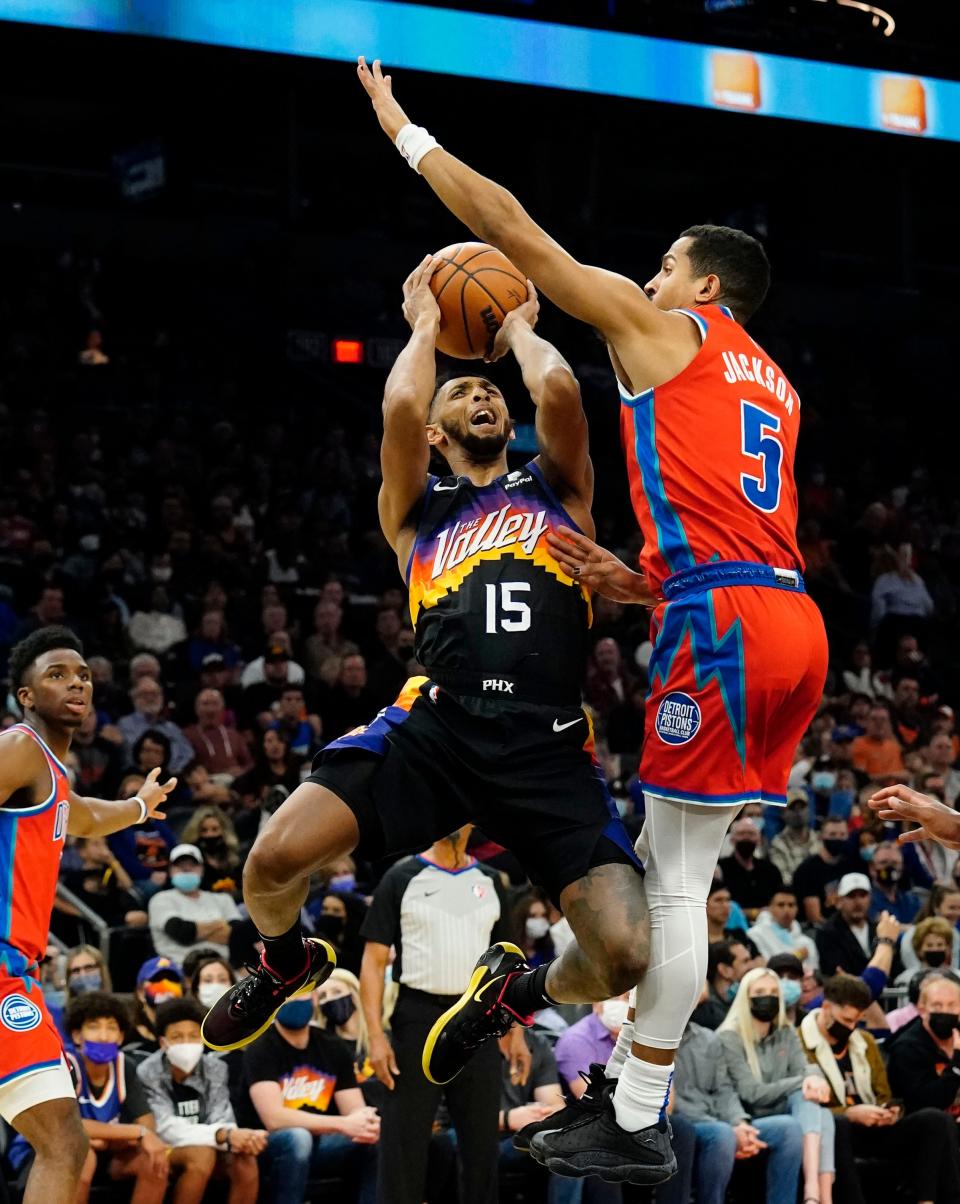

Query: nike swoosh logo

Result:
[423,890,440,897]
[553,717,584,732]
[473,974,507,1003]
[433,481,460,492]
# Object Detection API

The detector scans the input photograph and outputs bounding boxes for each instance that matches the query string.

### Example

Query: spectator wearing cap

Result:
[148,843,242,964]
[850,704,906,782]
[816,874,884,977]
[718,817,783,921]
[183,687,252,777]
[240,637,307,731]
[749,887,820,973]
[241,632,305,689]
[867,842,920,924]
[769,791,819,886]
[126,957,186,1060]
[118,677,194,772]
[793,816,856,925]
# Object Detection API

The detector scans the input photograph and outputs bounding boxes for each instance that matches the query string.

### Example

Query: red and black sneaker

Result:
[201,938,336,1052]
[422,941,532,1085]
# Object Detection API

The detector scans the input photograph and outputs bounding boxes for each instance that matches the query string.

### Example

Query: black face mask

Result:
[735,840,758,861]
[827,1018,853,1046]
[198,836,226,854]
[320,996,356,1028]
[923,950,948,968]
[314,913,345,942]
[823,839,847,858]
[749,995,780,1022]
[928,1012,959,1040]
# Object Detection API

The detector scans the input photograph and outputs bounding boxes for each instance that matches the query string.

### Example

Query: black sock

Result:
[502,963,558,1016]
[258,918,307,981]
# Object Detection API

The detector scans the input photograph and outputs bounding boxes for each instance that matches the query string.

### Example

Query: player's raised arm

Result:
[357,58,662,342]
[68,766,175,837]
[488,282,593,523]
[378,255,440,557]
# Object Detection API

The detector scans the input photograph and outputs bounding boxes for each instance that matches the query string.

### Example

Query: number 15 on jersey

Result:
[485,582,532,633]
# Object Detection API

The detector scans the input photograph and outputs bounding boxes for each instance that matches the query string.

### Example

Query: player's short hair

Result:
[821,974,871,1012]
[9,625,84,693]
[154,997,206,1037]
[65,990,130,1036]
[680,224,771,323]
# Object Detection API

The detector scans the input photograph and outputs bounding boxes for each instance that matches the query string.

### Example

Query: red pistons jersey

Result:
[619,305,803,594]
[0,724,71,970]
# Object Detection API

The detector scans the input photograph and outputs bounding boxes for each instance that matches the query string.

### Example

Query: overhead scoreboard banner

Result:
[4,0,959,142]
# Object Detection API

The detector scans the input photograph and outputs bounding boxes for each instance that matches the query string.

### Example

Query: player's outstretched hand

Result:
[547,525,656,606]
[402,254,442,332]
[868,784,960,850]
[357,56,411,141]
[486,281,540,362]
[138,766,177,822]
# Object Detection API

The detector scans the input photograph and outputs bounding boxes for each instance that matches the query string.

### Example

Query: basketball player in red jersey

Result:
[359,59,828,1183]
[0,627,175,1202]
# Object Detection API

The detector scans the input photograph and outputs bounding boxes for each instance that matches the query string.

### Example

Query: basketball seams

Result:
[432,244,496,302]
[430,243,527,358]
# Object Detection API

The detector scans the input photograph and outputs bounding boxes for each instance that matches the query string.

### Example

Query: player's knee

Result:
[603,938,649,995]
[55,1125,90,1175]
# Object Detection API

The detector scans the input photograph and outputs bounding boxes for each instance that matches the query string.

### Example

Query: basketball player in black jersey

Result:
[202,256,651,1159]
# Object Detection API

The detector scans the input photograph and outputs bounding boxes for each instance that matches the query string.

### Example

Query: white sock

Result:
[604,1019,635,1079]
[613,1054,673,1132]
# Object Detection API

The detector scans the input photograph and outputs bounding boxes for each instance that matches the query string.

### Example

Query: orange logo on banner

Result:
[712,53,761,111]
[881,77,927,134]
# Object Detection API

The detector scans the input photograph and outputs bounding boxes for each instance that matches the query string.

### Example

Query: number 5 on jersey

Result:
[485,581,531,633]
[740,400,784,514]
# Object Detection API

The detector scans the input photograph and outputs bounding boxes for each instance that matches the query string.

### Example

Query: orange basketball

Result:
[430,242,528,359]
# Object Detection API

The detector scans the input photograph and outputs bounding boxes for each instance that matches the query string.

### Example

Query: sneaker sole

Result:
[200,938,336,1053]
[542,1153,678,1185]
[421,941,525,1085]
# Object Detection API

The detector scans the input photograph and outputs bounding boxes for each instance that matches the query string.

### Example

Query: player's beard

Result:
[444,419,513,461]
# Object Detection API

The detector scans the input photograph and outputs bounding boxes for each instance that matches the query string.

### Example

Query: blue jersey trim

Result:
[676,308,708,342]
[618,380,654,409]
[7,724,70,777]
[0,1059,63,1089]
[643,782,781,806]
[718,305,735,321]
[415,855,478,876]
[629,397,696,575]
[0,820,16,946]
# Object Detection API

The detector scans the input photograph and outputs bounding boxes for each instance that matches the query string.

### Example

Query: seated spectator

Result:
[900,884,960,975]
[748,887,819,972]
[888,967,960,1035]
[806,910,901,1034]
[895,916,955,985]
[127,585,188,656]
[668,1016,805,1204]
[138,998,265,1203]
[316,969,372,1082]
[513,890,556,969]
[901,772,959,889]
[148,843,243,964]
[769,791,820,886]
[245,991,379,1204]
[816,873,878,977]
[691,940,754,1030]
[719,968,834,1204]
[926,731,960,805]
[319,651,379,740]
[868,841,920,924]
[887,972,960,1116]
[765,953,807,1023]
[7,991,170,1200]
[850,703,906,782]
[232,726,303,808]
[583,637,635,726]
[706,882,751,946]
[119,677,193,772]
[179,805,243,897]
[185,951,236,1012]
[126,956,186,1060]
[303,598,358,680]
[555,995,629,1093]
[60,834,148,928]
[241,632,305,697]
[719,817,783,920]
[71,703,125,797]
[63,943,113,1006]
[186,608,243,673]
[107,771,176,900]
[365,605,413,705]
[270,683,322,759]
[183,760,238,810]
[183,687,252,777]
[799,974,960,1204]
[129,652,163,685]
[793,816,855,925]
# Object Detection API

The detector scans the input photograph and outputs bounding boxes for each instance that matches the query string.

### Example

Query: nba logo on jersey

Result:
[655,692,702,746]
[1,993,43,1032]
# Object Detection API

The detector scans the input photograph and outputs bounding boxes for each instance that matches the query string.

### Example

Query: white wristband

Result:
[395,122,441,173]
[133,796,148,824]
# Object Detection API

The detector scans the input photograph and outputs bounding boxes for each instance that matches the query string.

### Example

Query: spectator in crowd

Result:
[307,887,368,976]
[232,725,303,807]
[900,884,960,974]
[148,843,242,964]
[87,653,129,720]
[841,642,884,700]
[129,652,163,685]
[901,772,958,889]
[806,910,901,1034]
[315,969,369,1074]
[815,873,881,977]
[186,952,236,1012]
[63,943,113,1006]
[127,586,188,655]
[868,842,920,924]
[706,882,751,946]
[748,887,819,972]
[12,583,72,641]
[126,956,186,1059]
[691,940,754,1030]
[118,677,194,772]
[513,890,556,969]
[183,761,237,810]
[870,544,935,655]
[583,637,635,725]
[60,834,148,930]
[303,598,357,680]
[799,974,960,1204]
[183,688,252,777]
[71,703,126,797]
[887,972,960,1118]
[894,916,955,985]
[179,805,243,897]
[719,968,834,1204]
[603,680,647,758]
[765,953,808,1023]
[891,675,924,750]
[245,989,379,1204]
[667,1015,805,1204]
[885,967,936,1034]
[320,651,378,739]
[270,683,322,759]
[240,633,305,698]
[850,704,906,782]
[107,771,176,899]
[138,998,265,1203]
[769,791,820,886]
[793,816,855,925]
[554,994,630,1097]
[186,609,243,672]
[717,817,783,920]
[365,606,412,703]
[926,731,960,804]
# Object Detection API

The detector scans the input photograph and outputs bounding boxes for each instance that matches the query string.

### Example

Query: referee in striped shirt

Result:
[360,825,521,1204]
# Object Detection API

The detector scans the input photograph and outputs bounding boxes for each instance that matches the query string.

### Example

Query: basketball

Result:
[430,242,529,359]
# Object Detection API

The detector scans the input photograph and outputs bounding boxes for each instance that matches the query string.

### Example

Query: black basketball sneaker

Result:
[422,941,533,1085]
[514,1062,614,1153]
[201,938,336,1052]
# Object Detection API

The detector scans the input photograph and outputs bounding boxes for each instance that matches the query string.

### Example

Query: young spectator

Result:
[7,992,170,1200]
[148,843,243,963]
[718,817,784,919]
[118,677,193,772]
[815,874,880,977]
[768,791,820,886]
[691,940,754,1030]
[513,890,556,969]
[793,816,855,925]
[748,887,819,972]
[138,998,265,1203]
[107,771,176,899]
[186,952,237,1012]
[868,841,920,924]
[899,884,960,974]
[719,968,834,1204]
[270,683,321,759]
[126,956,186,1059]
[307,887,368,977]
[554,995,630,1095]
[245,991,379,1204]
[887,973,960,1115]
[850,703,906,782]
[800,974,960,1204]
[179,805,243,897]
[183,687,252,777]
[894,916,955,985]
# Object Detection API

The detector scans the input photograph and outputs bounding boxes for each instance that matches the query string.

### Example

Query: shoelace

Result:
[229,961,286,1014]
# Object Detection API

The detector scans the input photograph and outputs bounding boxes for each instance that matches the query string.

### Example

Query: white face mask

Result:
[525,916,550,941]
[165,1042,204,1074]
[197,982,230,1010]
[600,999,630,1032]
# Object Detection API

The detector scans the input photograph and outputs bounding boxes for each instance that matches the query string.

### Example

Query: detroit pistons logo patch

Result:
[655,692,702,746]
[1,993,42,1032]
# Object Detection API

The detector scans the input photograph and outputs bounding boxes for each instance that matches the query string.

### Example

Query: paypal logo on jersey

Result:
[655,692,702,746]
[1,993,43,1032]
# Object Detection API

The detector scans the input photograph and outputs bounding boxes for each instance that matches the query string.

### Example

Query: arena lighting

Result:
[332,339,364,364]
[812,0,895,37]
